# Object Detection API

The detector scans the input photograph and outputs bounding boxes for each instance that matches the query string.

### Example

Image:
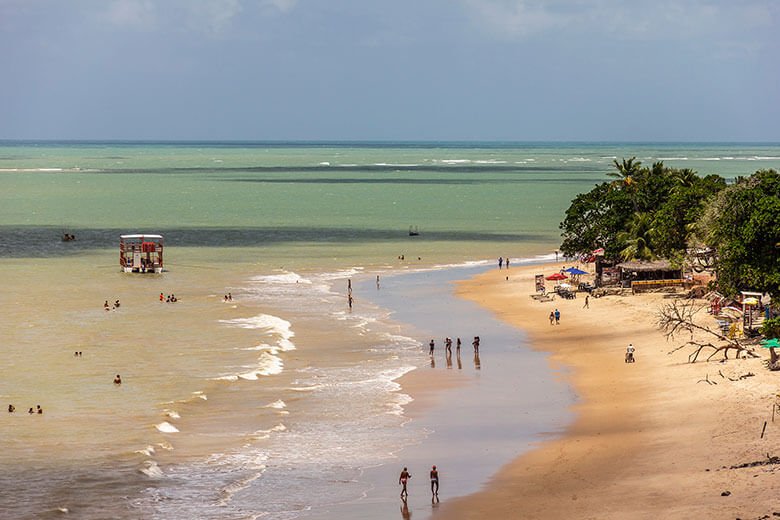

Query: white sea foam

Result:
[264,399,287,409]
[289,384,324,392]
[155,421,179,433]
[249,423,287,440]
[373,163,421,167]
[135,445,156,456]
[217,471,264,506]
[165,410,180,420]
[251,271,313,285]
[140,460,165,479]
[157,442,173,451]
[240,352,284,378]
[567,157,591,162]
[319,161,330,166]
[221,314,296,352]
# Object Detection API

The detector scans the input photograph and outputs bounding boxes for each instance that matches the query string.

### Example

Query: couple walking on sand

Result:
[399,465,439,498]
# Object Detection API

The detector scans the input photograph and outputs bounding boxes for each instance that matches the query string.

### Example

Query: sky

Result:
[0,0,778,141]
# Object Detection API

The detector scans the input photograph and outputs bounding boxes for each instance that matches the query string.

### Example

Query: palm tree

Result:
[617,212,657,261]
[671,168,698,194]
[609,157,642,211]
[609,157,642,184]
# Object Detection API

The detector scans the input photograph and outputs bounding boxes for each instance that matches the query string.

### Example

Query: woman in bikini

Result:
[399,467,411,498]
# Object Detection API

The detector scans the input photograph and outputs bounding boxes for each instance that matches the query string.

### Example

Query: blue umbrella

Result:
[564,267,589,275]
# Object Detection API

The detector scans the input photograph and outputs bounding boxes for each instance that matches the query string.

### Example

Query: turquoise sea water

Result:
[1,142,778,519]
[3,141,778,264]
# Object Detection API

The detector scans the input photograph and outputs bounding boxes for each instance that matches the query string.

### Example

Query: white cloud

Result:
[183,0,243,35]
[97,0,247,34]
[461,0,567,39]
[461,0,778,46]
[263,0,297,14]
[101,0,157,29]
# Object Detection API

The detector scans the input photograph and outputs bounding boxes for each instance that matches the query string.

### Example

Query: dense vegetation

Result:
[559,159,780,299]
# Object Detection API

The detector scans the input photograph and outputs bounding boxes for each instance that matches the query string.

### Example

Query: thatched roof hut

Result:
[616,260,682,282]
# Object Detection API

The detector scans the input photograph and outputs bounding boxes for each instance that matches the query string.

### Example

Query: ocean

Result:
[1,141,778,519]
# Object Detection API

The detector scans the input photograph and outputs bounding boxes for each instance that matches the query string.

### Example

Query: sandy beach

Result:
[433,263,779,519]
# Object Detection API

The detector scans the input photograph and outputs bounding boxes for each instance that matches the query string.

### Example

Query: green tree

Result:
[559,181,633,259]
[697,169,780,299]
[617,212,657,260]
[652,173,727,258]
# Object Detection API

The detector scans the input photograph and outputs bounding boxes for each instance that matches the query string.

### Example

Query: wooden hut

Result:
[616,260,683,291]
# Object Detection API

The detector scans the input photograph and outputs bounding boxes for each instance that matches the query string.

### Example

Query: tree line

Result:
[558,158,780,299]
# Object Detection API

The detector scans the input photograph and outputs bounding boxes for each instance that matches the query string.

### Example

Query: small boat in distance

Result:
[408,226,420,236]
[120,234,164,273]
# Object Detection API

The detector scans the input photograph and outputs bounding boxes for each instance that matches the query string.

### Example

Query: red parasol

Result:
[545,273,568,281]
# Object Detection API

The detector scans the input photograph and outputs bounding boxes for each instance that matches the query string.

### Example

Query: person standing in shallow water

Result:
[399,467,411,498]
[430,465,439,496]
[429,339,435,356]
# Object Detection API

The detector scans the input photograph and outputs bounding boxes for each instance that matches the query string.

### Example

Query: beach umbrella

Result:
[760,338,780,348]
[564,267,589,275]
[546,273,568,281]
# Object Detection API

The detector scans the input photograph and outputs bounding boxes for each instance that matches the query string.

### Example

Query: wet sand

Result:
[302,265,573,520]
[438,263,779,519]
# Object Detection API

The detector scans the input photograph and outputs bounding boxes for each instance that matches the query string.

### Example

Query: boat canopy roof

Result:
[120,234,163,240]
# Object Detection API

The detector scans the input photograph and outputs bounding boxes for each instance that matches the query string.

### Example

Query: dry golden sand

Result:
[436,263,779,520]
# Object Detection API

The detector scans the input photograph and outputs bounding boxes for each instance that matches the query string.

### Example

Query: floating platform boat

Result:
[119,234,164,273]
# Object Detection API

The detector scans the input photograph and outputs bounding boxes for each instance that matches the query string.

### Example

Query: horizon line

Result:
[1,139,779,146]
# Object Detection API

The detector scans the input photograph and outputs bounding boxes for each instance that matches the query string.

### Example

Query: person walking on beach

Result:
[456,337,461,353]
[399,467,411,498]
[498,257,503,269]
[554,308,560,325]
[114,374,122,385]
[583,295,589,308]
[429,339,435,356]
[549,311,555,325]
[625,343,635,363]
[472,336,480,353]
[430,465,439,496]
[445,337,452,354]
[505,257,510,269]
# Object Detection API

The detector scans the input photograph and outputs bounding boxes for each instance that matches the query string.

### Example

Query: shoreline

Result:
[436,263,779,519]
[302,262,573,520]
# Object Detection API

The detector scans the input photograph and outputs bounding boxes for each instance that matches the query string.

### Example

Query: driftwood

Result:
[697,374,717,385]
[718,369,755,381]
[729,454,780,470]
[658,300,759,363]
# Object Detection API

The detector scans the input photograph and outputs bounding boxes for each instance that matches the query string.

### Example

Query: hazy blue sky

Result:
[1,0,778,141]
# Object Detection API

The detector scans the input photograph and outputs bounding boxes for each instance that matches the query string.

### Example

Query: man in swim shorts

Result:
[430,465,439,496]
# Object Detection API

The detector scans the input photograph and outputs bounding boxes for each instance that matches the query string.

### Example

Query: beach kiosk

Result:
[119,234,164,273]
